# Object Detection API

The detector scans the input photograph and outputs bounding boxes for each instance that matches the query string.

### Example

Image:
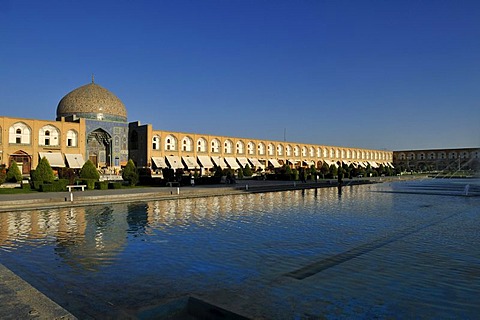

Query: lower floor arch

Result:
[9,150,32,175]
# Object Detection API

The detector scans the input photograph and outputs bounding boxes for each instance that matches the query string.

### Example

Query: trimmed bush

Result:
[80,160,100,180]
[108,182,122,189]
[122,159,139,186]
[39,183,55,192]
[32,157,55,183]
[6,160,23,182]
[81,179,96,190]
[95,181,109,190]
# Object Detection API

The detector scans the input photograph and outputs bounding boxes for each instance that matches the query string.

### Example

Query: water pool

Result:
[1,180,479,319]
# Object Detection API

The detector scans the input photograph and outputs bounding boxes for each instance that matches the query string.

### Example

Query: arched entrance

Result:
[87,128,112,168]
[10,150,31,175]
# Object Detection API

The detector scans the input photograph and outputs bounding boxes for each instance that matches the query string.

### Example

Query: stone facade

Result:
[393,148,480,172]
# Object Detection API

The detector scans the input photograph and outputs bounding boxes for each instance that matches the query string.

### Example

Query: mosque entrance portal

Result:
[87,129,112,168]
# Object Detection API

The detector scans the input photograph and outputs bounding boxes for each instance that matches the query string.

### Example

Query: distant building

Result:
[1,80,393,175]
[393,148,480,172]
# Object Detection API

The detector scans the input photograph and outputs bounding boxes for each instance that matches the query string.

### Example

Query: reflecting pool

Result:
[1,180,479,319]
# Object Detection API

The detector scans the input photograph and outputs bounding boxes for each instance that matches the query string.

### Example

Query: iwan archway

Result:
[87,128,112,168]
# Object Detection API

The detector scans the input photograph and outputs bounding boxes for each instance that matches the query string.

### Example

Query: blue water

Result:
[0,180,479,319]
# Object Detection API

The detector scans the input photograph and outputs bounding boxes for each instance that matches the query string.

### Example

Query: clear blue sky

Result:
[1,0,479,151]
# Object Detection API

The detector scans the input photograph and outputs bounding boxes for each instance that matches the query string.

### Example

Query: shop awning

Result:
[151,157,168,168]
[39,152,65,168]
[287,159,299,165]
[197,156,215,169]
[303,160,315,167]
[182,156,198,169]
[166,155,184,169]
[236,157,250,168]
[224,157,240,169]
[367,161,379,168]
[248,158,263,168]
[268,159,282,168]
[65,154,85,169]
[211,156,226,168]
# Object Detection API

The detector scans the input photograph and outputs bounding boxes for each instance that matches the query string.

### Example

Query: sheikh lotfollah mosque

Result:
[1,80,475,175]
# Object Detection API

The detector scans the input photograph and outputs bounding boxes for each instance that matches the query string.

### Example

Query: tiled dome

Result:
[56,82,127,122]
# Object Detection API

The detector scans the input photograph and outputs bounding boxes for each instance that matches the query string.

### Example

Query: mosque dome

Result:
[56,81,127,122]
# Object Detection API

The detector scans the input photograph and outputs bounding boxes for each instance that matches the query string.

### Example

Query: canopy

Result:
[211,156,226,168]
[236,157,250,168]
[224,157,240,169]
[268,159,282,168]
[182,156,198,169]
[39,152,65,168]
[197,156,215,169]
[165,155,184,169]
[151,157,168,169]
[65,154,85,169]
[248,158,263,168]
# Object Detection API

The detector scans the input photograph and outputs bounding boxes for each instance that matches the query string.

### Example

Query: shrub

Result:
[108,182,122,189]
[6,160,23,182]
[237,168,244,179]
[80,160,100,180]
[0,165,6,185]
[95,181,109,190]
[81,179,96,190]
[40,183,55,192]
[32,157,55,183]
[122,159,139,186]
[243,164,253,177]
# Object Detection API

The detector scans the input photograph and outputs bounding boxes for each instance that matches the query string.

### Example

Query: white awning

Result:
[211,156,226,168]
[151,157,168,168]
[342,160,351,166]
[368,161,379,168]
[182,156,198,169]
[303,160,315,167]
[288,159,299,165]
[166,155,184,169]
[65,154,85,169]
[236,157,250,168]
[197,155,215,169]
[39,152,65,168]
[248,158,263,168]
[268,158,282,168]
[323,160,338,168]
[224,157,240,169]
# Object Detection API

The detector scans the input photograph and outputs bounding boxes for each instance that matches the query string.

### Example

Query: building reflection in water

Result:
[0,186,387,271]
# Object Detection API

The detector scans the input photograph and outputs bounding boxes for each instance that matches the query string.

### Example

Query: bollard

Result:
[177,187,180,195]
[294,182,296,187]
[246,184,249,191]
[70,192,73,202]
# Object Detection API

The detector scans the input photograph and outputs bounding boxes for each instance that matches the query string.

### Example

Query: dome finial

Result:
[91,73,95,84]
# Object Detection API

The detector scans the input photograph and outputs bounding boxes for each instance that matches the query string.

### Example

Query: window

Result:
[9,122,31,144]
[39,125,60,146]
[294,146,300,157]
[277,144,284,156]
[247,142,255,155]
[211,139,220,153]
[182,136,193,152]
[67,130,78,147]
[236,141,245,154]
[268,144,275,156]
[152,136,160,150]
[165,134,177,151]
[258,142,265,155]
[224,139,233,154]
[286,145,292,157]
[197,138,207,152]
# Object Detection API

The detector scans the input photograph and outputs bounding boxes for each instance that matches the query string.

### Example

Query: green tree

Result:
[243,164,253,177]
[32,157,55,183]
[329,164,338,178]
[320,162,329,178]
[237,168,244,179]
[80,160,100,180]
[6,160,23,182]
[122,159,139,186]
[0,165,6,185]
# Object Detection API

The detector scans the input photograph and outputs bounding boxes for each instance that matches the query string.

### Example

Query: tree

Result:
[0,165,6,185]
[32,157,55,183]
[80,160,100,180]
[122,159,139,186]
[6,160,22,182]
[243,164,253,177]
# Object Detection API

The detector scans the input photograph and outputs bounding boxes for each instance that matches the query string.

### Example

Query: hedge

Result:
[108,182,122,189]
[95,181,109,190]
[81,179,96,190]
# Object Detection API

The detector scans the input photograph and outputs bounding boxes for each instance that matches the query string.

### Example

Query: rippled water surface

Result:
[1,180,479,319]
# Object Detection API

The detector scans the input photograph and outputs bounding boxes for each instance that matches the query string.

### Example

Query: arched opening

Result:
[87,128,112,168]
[9,150,31,175]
